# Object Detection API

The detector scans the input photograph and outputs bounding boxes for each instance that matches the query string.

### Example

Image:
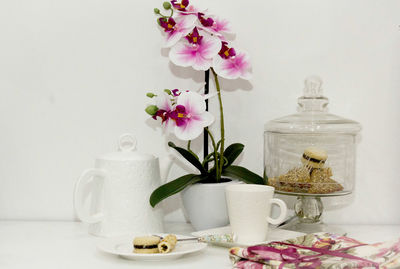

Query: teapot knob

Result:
[118,133,137,152]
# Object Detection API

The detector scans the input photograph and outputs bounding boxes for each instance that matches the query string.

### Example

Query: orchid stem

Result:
[158,8,173,18]
[210,67,224,182]
[205,127,219,179]
[203,70,210,171]
[187,140,197,158]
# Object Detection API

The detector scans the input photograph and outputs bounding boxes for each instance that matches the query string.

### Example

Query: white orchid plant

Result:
[146,0,265,207]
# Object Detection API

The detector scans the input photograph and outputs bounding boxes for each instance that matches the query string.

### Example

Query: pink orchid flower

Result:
[153,92,175,131]
[170,0,189,11]
[171,0,206,15]
[169,27,221,70]
[213,45,252,80]
[170,91,214,140]
[197,14,233,39]
[159,15,197,47]
[211,17,233,35]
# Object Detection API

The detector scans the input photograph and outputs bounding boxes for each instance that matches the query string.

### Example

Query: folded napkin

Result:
[229,232,400,269]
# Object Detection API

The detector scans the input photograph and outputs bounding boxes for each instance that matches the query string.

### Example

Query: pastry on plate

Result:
[133,236,160,254]
[301,147,328,168]
[308,178,344,194]
[268,148,344,194]
[310,167,333,182]
[158,234,177,253]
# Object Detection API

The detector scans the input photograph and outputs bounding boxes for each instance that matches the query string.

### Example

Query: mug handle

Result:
[267,198,288,225]
[73,168,107,224]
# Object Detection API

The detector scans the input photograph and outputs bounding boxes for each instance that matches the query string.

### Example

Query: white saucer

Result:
[192,226,305,248]
[97,234,207,261]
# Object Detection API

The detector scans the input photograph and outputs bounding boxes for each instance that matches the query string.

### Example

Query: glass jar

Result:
[264,76,362,196]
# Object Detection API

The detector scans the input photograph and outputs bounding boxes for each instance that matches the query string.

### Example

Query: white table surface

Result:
[0,221,399,269]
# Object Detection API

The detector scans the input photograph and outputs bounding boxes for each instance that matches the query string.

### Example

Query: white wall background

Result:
[0,0,399,224]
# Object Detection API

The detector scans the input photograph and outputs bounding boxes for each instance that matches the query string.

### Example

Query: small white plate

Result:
[192,226,305,248]
[97,234,207,261]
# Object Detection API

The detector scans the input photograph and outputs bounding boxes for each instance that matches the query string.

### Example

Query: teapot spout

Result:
[159,154,174,183]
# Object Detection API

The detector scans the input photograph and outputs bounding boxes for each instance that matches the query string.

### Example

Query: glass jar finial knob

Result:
[304,76,323,97]
[298,75,329,112]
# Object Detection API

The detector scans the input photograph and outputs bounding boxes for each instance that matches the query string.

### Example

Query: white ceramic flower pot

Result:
[181,181,238,231]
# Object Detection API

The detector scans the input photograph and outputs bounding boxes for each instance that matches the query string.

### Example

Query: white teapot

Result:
[74,133,172,237]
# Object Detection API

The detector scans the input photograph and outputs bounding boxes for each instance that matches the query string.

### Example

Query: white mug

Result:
[225,184,287,244]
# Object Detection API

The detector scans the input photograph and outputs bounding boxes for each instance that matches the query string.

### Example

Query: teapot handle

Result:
[73,168,107,224]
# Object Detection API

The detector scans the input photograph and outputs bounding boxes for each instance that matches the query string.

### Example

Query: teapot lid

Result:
[99,133,155,161]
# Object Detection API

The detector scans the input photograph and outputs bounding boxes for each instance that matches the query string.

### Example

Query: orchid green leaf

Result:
[149,174,205,207]
[263,170,269,185]
[168,142,207,175]
[222,165,264,185]
[223,143,244,168]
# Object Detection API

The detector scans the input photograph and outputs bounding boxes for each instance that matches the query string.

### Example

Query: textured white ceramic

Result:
[97,234,207,261]
[192,225,305,248]
[74,134,172,237]
[181,181,239,231]
[225,184,288,245]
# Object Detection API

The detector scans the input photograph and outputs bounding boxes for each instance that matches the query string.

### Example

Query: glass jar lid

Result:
[265,76,362,134]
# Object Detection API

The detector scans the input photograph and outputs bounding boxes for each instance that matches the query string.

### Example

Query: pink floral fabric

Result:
[229,233,400,269]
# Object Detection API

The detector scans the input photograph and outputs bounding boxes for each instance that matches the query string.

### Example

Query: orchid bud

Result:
[145,105,158,116]
[146,92,157,98]
[154,8,160,14]
[163,2,171,9]
[164,89,172,95]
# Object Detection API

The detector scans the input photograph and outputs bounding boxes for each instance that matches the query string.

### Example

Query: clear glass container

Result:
[264,76,361,233]
[264,76,361,196]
